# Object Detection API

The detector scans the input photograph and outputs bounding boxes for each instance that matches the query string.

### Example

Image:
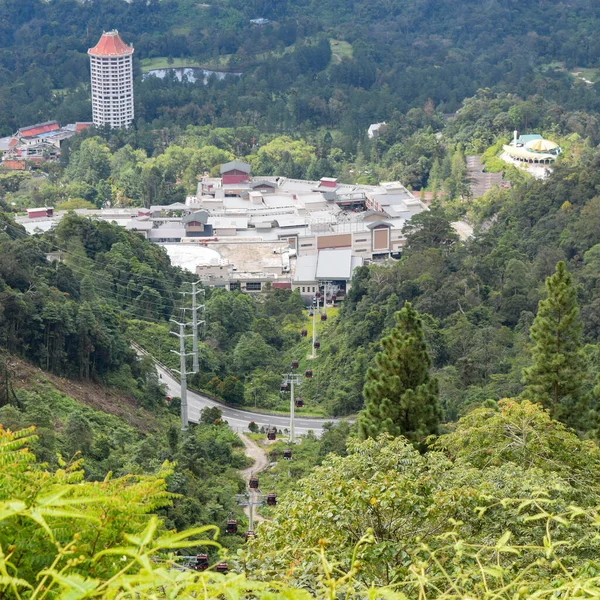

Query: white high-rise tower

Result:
[88,30,134,128]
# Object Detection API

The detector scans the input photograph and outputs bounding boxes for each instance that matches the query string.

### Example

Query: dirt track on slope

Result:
[238,433,270,525]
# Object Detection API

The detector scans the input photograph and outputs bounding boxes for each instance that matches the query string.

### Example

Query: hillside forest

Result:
[1,0,600,596]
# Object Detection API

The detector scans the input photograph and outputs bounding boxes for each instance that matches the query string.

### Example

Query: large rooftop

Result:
[316,248,354,280]
[88,30,133,57]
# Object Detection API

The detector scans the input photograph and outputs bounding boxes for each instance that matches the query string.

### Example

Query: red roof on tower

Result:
[88,30,133,57]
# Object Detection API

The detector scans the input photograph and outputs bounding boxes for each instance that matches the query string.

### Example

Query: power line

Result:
[2,217,192,290]
[1,219,189,318]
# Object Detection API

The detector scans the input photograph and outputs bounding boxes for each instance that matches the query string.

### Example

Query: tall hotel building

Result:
[88,31,134,128]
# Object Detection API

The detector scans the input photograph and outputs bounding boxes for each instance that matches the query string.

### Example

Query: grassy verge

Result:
[539,61,599,83]
[141,37,351,74]
[237,404,329,418]
[330,39,352,62]
[139,55,235,73]
[304,306,339,340]
[571,67,599,83]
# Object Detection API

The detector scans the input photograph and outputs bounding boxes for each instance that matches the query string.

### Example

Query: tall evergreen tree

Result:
[358,302,441,442]
[523,261,588,428]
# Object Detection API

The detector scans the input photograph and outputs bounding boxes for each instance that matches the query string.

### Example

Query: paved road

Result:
[157,364,344,437]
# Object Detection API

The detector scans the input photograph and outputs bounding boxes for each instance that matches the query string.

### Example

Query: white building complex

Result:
[19,162,430,301]
[128,162,427,298]
[88,31,134,128]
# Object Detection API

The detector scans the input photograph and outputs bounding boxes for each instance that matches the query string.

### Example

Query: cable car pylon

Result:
[281,362,302,444]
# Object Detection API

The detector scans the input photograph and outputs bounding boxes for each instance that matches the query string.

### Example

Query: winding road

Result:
[156,363,344,437]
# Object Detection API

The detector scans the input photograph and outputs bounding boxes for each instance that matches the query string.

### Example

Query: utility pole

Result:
[191,283,205,374]
[182,282,205,374]
[311,293,319,359]
[282,372,302,444]
[170,320,194,430]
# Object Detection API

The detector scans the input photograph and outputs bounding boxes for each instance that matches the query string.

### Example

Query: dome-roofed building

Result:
[502,130,561,165]
[525,138,559,153]
[88,31,134,128]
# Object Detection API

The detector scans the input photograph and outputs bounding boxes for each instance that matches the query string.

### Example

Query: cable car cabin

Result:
[295,398,304,408]
[313,340,320,349]
[216,562,229,574]
[245,530,256,541]
[301,329,308,337]
[305,369,313,378]
[321,313,327,322]
[195,554,209,570]
[283,448,292,459]
[291,359,299,369]
[267,429,276,440]
[266,493,277,506]
[225,519,238,534]
[249,476,259,489]
[280,383,289,392]
[315,291,321,299]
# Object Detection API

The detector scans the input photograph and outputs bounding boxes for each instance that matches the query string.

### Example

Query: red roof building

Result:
[88,31,133,57]
[319,177,338,188]
[2,159,26,170]
[27,207,54,219]
[75,122,93,133]
[220,160,251,185]
[18,121,60,138]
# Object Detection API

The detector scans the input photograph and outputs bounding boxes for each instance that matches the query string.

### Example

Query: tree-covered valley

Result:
[1,0,600,596]
[0,0,599,135]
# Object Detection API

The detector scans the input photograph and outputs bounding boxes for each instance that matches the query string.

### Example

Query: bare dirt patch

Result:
[4,355,157,432]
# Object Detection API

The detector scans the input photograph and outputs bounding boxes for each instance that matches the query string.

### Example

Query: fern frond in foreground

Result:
[2,408,600,598]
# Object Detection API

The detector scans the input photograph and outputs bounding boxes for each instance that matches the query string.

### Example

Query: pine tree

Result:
[523,261,588,427]
[358,302,441,442]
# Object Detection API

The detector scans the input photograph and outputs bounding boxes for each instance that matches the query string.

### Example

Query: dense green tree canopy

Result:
[255,401,600,592]
[523,261,590,428]
[358,301,441,442]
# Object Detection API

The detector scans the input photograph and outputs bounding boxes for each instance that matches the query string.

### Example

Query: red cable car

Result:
[308,311,313,317]
[301,328,308,337]
[313,340,320,349]
[295,398,304,408]
[249,476,259,489]
[245,530,256,541]
[321,313,327,322]
[305,369,313,378]
[266,493,277,505]
[267,429,276,441]
[225,519,238,534]
[315,291,321,299]
[195,554,209,570]
[291,359,299,369]
[283,448,292,459]
[216,562,229,574]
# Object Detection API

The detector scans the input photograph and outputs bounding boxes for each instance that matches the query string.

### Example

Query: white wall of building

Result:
[90,53,134,128]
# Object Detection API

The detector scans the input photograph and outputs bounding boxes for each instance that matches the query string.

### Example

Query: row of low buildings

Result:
[0,29,134,171]
[0,121,92,170]
[119,160,428,299]
[19,160,427,300]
